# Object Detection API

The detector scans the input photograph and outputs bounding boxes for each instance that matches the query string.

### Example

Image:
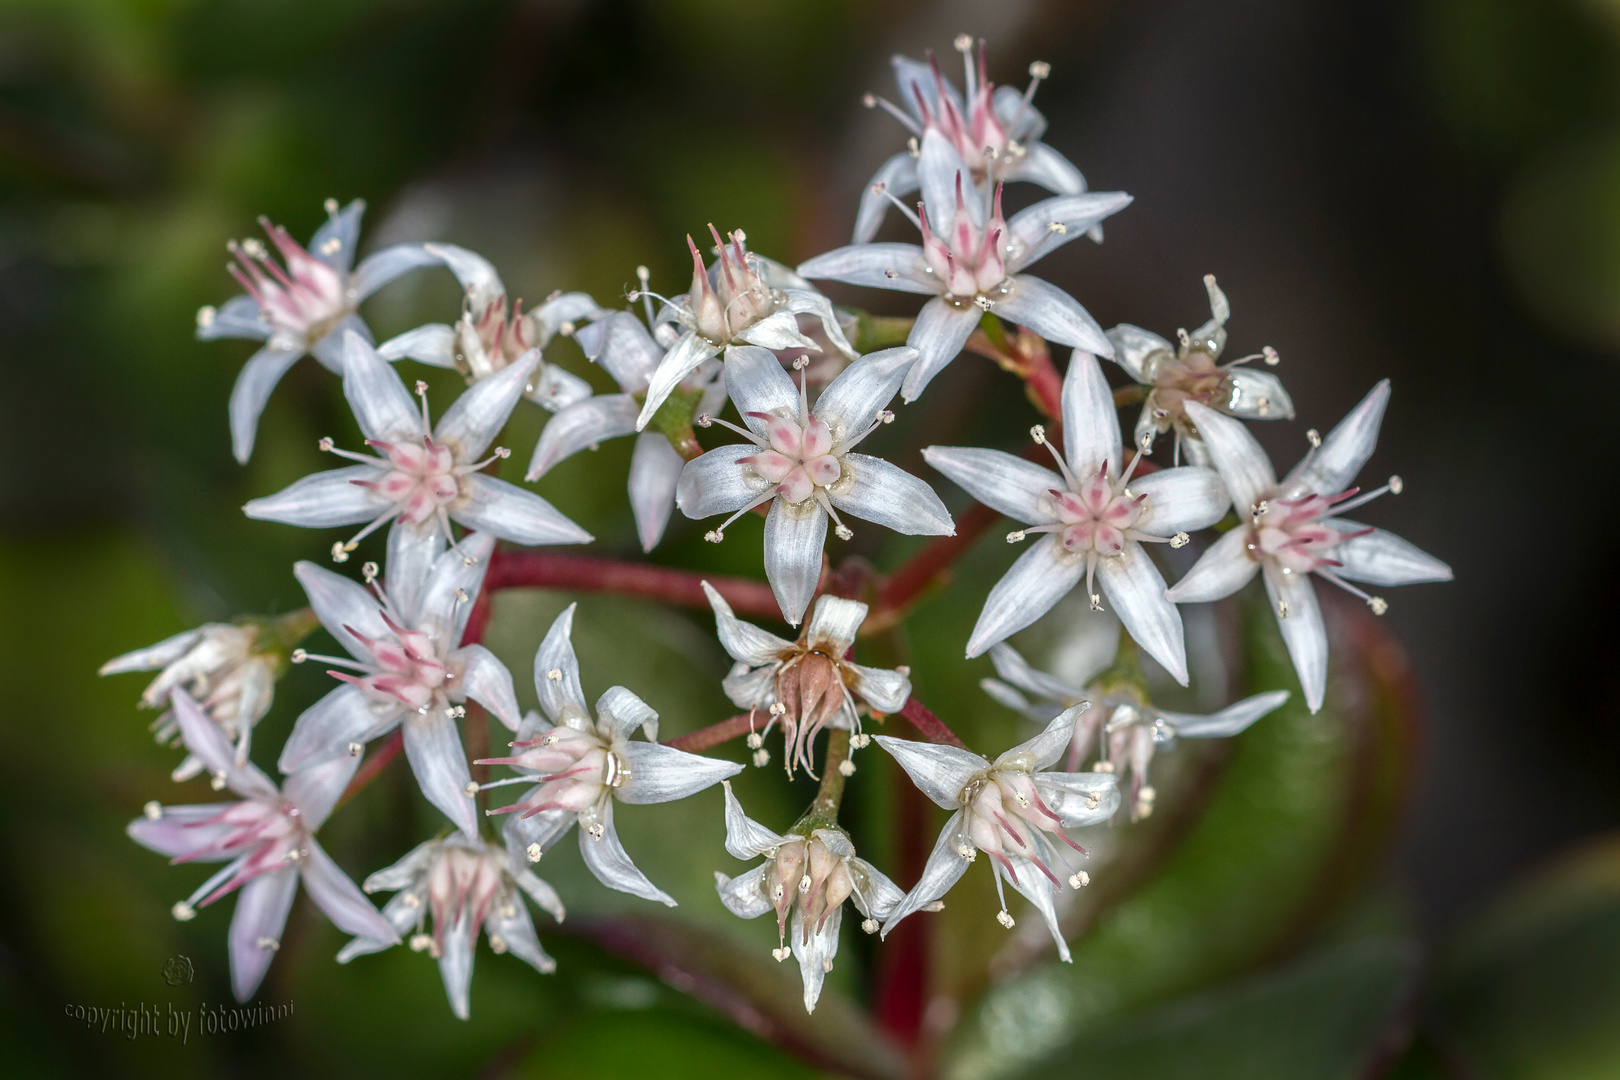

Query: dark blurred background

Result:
[2,0,1618,1076]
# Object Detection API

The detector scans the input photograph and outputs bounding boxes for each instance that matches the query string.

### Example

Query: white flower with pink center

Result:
[677,345,954,625]
[377,243,607,413]
[337,834,564,1020]
[854,37,1095,244]
[243,330,590,591]
[633,226,856,431]
[128,690,396,1003]
[1166,382,1453,713]
[197,198,444,463]
[276,532,521,838]
[799,129,1130,402]
[924,351,1232,682]
[714,783,903,1014]
[1107,274,1295,465]
[480,605,742,907]
[875,707,1118,959]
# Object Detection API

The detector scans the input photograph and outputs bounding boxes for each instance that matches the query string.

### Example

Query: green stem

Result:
[852,311,915,351]
[793,728,850,834]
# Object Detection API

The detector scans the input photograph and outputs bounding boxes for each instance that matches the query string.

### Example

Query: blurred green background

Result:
[3,0,1620,1076]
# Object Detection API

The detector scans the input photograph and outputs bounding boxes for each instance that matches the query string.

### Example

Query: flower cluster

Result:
[103,33,1451,1027]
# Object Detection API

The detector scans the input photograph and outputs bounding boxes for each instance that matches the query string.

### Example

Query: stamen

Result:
[1030,425,1080,489]
[863,93,922,135]
[706,485,782,542]
[816,492,854,540]
[870,182,922,228]
[635,265,656,324]
[1325,477,1402,517]
[831,408,895,455]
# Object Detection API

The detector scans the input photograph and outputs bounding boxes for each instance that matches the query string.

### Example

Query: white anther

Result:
[923,900,946,912]
[480,933,505,954]
[347,742,363,758]
[545,668,563,683]
[324,198,340,214]
[414,380,429,397]
[462,553,479,567]
[462,781,479,798]
[290,649,309,665]
[772,947,791,962]
[850,733,871,749]
[792,353,810,370]
[1030,60,1051,79]
[823,957,834,973]
[746,733,763,749]
[1089,593,1103,612]
[695,413,713,427]
[1030,424,1047,444]
[361,561,379,583]
[143,800,162,820]
[1046,221,1068,234]
[410,934,433,953]
[1084,794,1100,809]
[838,759,856,777]
[996,910,1015,928]
[317,437,335,452]
[1170,532,1190,549]
[240,237,265,258]
[172,902,196,922]
[1263,346,1280,365]
[769,702,787,717]
[835,525,854,541]
[1306,428,1321,448]
[753,748,771,767]
[862,918,879,934]
[210,771,227,791]
[884,269,899,279]
[879,409,895,424]
[1257,397,1271,416]
[256,937,280,952]
[196,305,216,328]
[493,446,511,459]
[1070,871,1090,889]
[974,295,994,310]
[1006,530,1027,543]
[586,823,604,840]
[908,136,920,157]
[331,541,351,563]
[798,874,812,893]
[1094,760,1115,773]
[1277,601,1290,619]
[1252,500,1269,517]
[704,530,724,544]
[401,892,420,908]
[320,237,341,256]
[1388,475,1403,494]
[1135,799,1155,819]
[1177,328,1191,347]
[526,843,543,863]
[863,93,877,108]
[954,33,973,51]
[1139,786,1157,803]
[1368,597,1389,615]
[453,588,469,604]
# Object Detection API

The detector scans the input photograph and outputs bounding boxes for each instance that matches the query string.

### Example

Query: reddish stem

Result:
[871,503,999,625]
[874,769,932,1047]
[898,697,968,749]
[339,731,402,807]
[664,713,758,753]
[1020,342,1064,421]
[485,549,781,620]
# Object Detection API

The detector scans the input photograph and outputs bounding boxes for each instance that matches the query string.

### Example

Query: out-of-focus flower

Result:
[875,708,1118,959]
[481,604,742,906]
[702,582,908,776]
[377,243,606,411]
[714,782,902,1014]
[526,309,725,551]
[982,642,1288,819]
[924,351,1230,681]
[798,134,1129,401]
[635,227,856,430]
[855,36,1094,244]
[337,834,564,1020]
[243,331,591,575]
[1166,384,1452,712]
[1107,275,1294,465]
[129,690,396,1002]
[198,199,443,463]
[677,346,953,625]
[278,532,520,837]
[100,610,318,779]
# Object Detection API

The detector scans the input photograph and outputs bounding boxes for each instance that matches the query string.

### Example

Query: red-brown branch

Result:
[871,502,1000,625]
[664,713,757,753]
[485,549,781,620]
[898,697,968,749]
[339,730,402,807]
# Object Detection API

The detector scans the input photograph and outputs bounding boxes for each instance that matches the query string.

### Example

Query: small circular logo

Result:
[161,955,195,986]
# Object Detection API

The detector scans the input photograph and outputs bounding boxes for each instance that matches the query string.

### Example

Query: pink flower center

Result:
[356,436,463,526]
[425,846,508,952]
[228,219,348,344]
[1049,465,1147,557]
[920,176,1011,301]
[740,413,841,505]
[959,770,1084,892]
[481,726,624,835]
[689,225,776,343]
[1245,490,1365,575]
[460,294,537,377]
[334,612,455,714]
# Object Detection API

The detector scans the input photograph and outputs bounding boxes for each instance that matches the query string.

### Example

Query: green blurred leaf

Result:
[507,1007,822,1080]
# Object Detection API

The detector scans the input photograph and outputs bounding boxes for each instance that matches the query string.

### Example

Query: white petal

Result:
[1325,519,1453,586]
[873,735,987,810]
[677,443,770,520]
[376,323,457,369]
[721,345,800,437]
[528,360,593,412]
[436,349,540,460]
[987,643,1083,703]
[352,244,444,301]
[437,908,476,1020]
[310,315,371,372]
[995,707,1080,772]
[716,867,774,918]
[892,53,960,120]
[1097,545,1188,686]
[596,684,659,743]
[404,713,478,837]
[580,311,663,393]
[628,431,684,552]
[617,741,741,804]
[735,310,816,351]
[1001,140,1086,195]
[309,200,365,272]
[127,805,240,861]
[415,531,496,648]
[1006,192,1132,273]
[1061,349,1123,476]
[1285,380,1390,497]
[1159,689,1291,738]
[1181,401,1278,514]
[361,838,438,893]
[454,474,593,546]
[454,644,521,730]
[1265,565,1328,714]
[723,663,776,709]
[1106,324,1174,383]
[796,242,936,295]
[421,242,503,311]
[830,454,954,536]
[531,290,607,338]
[1164,526,1259,604]
[487,895,556,976]
[99,627,203,676]
[918,129,976,227]
[881,812,972,938]
[340,331,423,442]
[721,781,792,858]
[853,152,921,242]
[901,298,981,402]
[579,802,676,906]
[996,276,1111,357]
[1223,368,1294,421]
[228,869,299,1002]
[279,685,398,773]
[228,343,304,463]
[1032,772,1121,827]
[814,346,917,433]
[514,868,567,923]
[703,580,793,664]
[294,559,391,660]
[502,804,577,859]
[805,595,868,652]
[385,519,446,629]
[1001,848,1070,962]
[169,690,279,800]
[849,857,906,922]
[981,677,1052,722]
[922,446,1061,526]
[301,839,397,942]
[1130,466,1231,535]
[198,294,270,342]
[526,394,638,481]
[635,332,721,431]
[243,465,382,527]
[534,604,588,722]
[792,902,842,1014]
[282,753,361,830]
[965,536,1083,658]
[847,663,910,713]
[763,500,827,627]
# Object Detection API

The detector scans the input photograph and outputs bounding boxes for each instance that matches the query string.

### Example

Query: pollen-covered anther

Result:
[996,910,1015,928]
[1030,424,1047,444]
[772,947,791,962]
[172,902,196,922]
[1170,532,1190,548]
[526,843,543,863]
[462,781,479,798]
[196,305,216,328]
[545,668,563,682]
[1306,428,1321,448]
[347,741,363,757]
[838,759,856,777]
[1263,346,1281,365]
[1007,530,1027,543]
[1070,871,1090,889]
[143,800,163,820]
[256,937,280,952]
[862,918,879,934]
[1368,597,1389,615]
[1388,475,1404,495]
